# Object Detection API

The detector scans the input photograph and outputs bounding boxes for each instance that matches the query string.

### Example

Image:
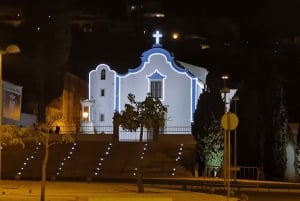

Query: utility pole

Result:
[231,95,239,180]
[220,75,239,201]
[221,74,229,196]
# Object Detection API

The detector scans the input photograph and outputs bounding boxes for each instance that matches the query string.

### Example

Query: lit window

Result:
[151,81,162,98]
[101,69,106,80]
[100,89,105,97]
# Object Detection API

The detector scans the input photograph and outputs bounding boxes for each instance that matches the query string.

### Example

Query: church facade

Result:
[83,31,209,140]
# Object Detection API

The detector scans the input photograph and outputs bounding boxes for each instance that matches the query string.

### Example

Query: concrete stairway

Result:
[2,136,196,181]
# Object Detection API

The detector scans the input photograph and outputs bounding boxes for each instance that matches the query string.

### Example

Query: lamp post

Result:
[220,75,230,192]
[0,44,21,181]
[231,95,239,180]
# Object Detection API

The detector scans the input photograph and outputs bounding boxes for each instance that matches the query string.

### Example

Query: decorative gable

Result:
[147,70,166,80]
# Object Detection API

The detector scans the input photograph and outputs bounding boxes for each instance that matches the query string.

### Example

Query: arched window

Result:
[101,69,106,80]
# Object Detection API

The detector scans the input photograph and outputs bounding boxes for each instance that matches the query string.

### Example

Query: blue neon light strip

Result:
[115,76,120,112]
[191,79,196,122]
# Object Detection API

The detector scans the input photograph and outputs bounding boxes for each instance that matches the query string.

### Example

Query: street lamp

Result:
[221,74,230,112]
[0,44,21,181]
[220,74,230,200]
[231,95,239,179]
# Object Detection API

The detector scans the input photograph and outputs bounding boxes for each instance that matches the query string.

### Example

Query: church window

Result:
[100,89,105,97]
[151,81,162,98]
[101,69,106,80]
[100,113,104,122]
[148,70,165,99]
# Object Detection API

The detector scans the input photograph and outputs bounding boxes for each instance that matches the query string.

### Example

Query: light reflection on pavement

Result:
[0,180,239,201]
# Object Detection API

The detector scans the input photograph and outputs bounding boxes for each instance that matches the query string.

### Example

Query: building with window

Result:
[85,30,208,140]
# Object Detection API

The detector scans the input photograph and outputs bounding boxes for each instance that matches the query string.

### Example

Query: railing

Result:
[161,126,192,134]
[205,166,261,180]
[55,126,192,135]
[119,130,150,142]
[89,126,114,134]
[237,166,261,180]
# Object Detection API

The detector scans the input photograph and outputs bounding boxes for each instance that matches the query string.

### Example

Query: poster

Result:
[3,81,22,121]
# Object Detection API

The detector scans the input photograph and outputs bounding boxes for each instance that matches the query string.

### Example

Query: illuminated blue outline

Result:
[191,79,197,122]
[147,70,166,80]
[89,64,117,99]
[89,46,205,127]
[125,47,192,76]
[115,76,120,112]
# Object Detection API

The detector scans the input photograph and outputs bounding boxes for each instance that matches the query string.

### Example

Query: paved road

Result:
[238,190,300,201]
[0,180,238,201]
[0,179,299,201]
[211,188,300,201]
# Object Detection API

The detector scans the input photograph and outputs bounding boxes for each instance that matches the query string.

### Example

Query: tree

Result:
[201,115,224,173]
[118,93,167,142]
[296,146,300,177]
[192,71,224,176]
[234,80,264,169]
[263,69,289,180]
[0,124,34,179]
[26,112,74,201]
[0,125,29,147]
[116,93,167,192]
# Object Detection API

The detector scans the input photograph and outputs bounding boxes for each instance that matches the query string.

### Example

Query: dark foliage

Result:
[234,81,264,167]
[262,69,289,180]
[192,71,224,170]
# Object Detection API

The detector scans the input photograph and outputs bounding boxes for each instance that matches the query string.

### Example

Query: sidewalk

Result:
[0,180,239,201]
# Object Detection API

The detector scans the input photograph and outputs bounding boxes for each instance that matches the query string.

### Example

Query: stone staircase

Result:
[2,135,196,181]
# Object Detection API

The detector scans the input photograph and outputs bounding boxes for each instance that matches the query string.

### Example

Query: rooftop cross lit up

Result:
[153,30,162,46]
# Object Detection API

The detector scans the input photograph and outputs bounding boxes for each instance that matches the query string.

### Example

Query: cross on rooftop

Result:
[153,30,162,45]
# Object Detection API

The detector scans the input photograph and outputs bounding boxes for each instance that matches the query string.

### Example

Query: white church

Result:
[81,30,209,140]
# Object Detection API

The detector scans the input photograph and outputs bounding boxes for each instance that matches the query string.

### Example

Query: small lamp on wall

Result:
[82,112,88,121]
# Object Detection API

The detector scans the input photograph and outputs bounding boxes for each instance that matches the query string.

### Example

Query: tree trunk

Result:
[113,121,119,142]
[137,171,144,193]
[139,126,143,142]
[40,137,49,201]
[137,141,144,193]
[153,125,159,142]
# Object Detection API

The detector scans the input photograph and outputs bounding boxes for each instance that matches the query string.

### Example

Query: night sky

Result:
[66,0,300,68]
[74,0,300,123]
[1,0,300,121]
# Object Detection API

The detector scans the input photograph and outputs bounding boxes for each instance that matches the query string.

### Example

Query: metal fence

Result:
[237,166,261,180]
[57,125,192,135]
[205,166,261,180]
